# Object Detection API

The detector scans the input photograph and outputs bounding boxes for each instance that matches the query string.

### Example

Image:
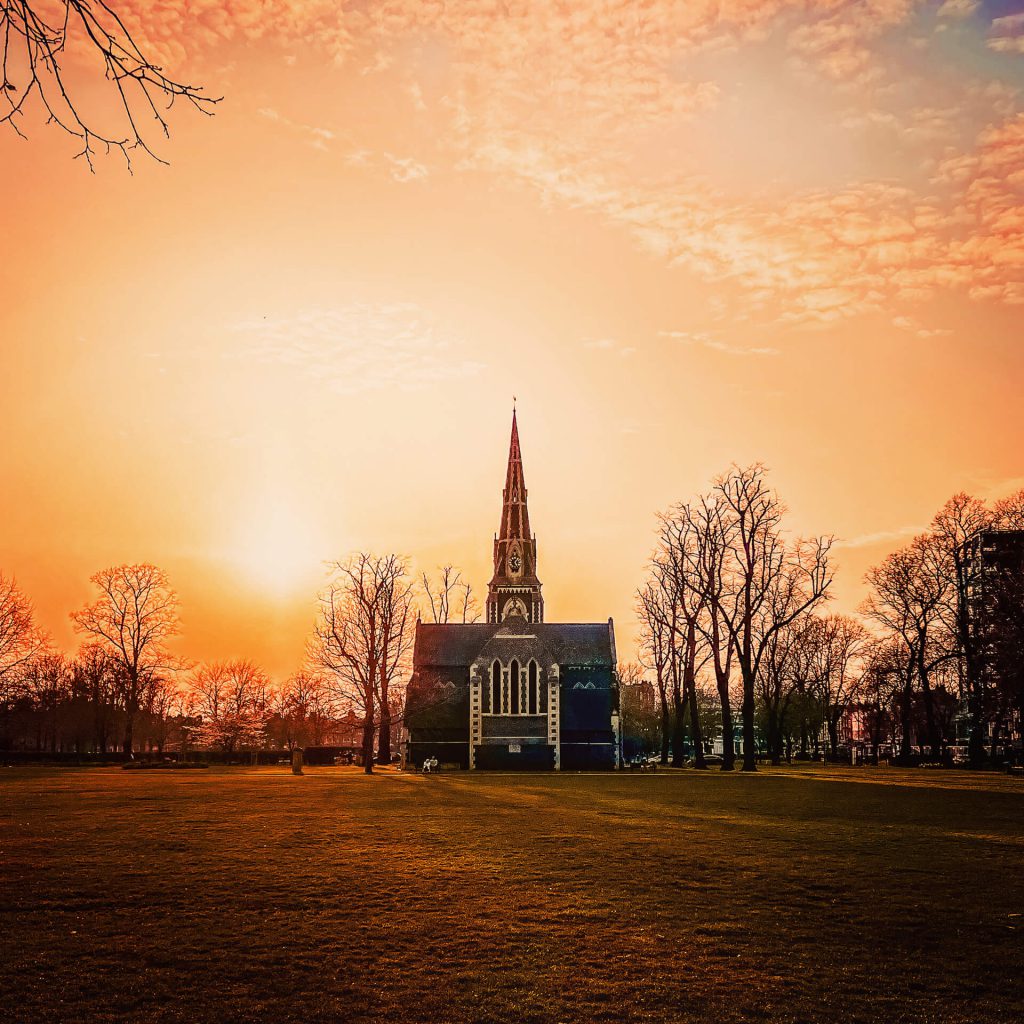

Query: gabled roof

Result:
[413,618,614,669]
[414,623,495,666]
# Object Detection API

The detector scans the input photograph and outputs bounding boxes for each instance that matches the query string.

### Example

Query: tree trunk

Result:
[797,678,809,759]
[122,710,135,757]
[658,678,670,765]
[715,674,735,771]
[898,678,913,763]
[741,666,757,772]
[362,678,375,775]
[916,646,942,760]
[968,708,987,769]
[686,679,706,769]
[769,704,784,766]
[377,671,391,766]
[990,704,1005,764]
[683,623,705,769]
[671,691,686,767]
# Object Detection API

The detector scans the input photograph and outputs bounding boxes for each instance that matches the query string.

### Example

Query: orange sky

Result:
[2,0,1023,677]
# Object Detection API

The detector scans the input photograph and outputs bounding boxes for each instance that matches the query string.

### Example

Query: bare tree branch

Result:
[1,0,219,169]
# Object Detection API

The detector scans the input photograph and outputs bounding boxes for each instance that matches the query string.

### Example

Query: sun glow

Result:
[225,495,326,598]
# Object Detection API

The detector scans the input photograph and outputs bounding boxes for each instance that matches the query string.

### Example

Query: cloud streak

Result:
[232,304,484,396]
[659,331,779,357]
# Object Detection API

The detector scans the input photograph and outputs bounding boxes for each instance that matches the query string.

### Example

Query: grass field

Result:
[2,765,1023,1024]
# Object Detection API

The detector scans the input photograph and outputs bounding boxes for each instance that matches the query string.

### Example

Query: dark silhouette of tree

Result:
[656,505,711,768]
[272,670,334,750]
[0,572,47,695]
[70,563,180,754]
[421,565,480,623]
[812,614,869,760]
[72,643,118,753]
[310,554,414,773]
[710,465,833,772]
[693,492,739,771]
[1,0,217,168]
[755,617,801,766]
[930,493,992,766]
[22,651,70,752]
[862,534,953,762]
[188,659,271,755]
[637,579,672,764]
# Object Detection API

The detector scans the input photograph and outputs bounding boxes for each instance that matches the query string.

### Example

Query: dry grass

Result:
[2,765,1022,1023]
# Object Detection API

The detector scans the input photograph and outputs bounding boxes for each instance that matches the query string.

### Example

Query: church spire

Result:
[500,407,532,544]
[487,407,543,623]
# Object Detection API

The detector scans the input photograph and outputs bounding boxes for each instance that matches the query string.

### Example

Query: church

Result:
[403,410,621,770]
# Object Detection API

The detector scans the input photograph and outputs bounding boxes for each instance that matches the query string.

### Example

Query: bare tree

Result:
[657,505,710,768]
[641,558,688,766]
[310,554,415,774]
[273,670,333,750]
[375,561,416,765]
[693,492,738,770]
[145,673,180,755]
[930,493,993,766]
[21,651,71,752]
[756,619,800,766]
[2,0,218,168]
[70,563,180,754]
[0,573,48,696]
[859,637,903,763]
[72,643,118,753]
[421,565,480,623]
[812,615,869,759]
[189,659,271,755]
[637,580,672,764]
[863,534,953,761]
[993,488,1024,529]
[711,465,833,772]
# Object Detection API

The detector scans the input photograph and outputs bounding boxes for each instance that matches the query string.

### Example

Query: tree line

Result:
[3,472,1022,773]
[635,466,1024,770]
[0,559,480,774]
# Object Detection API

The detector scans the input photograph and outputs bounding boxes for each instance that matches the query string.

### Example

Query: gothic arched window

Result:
[490,660,501,715]
[510,659,520,715]
[528,660,539,715]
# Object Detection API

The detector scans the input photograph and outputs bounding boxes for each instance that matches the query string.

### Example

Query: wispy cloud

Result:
[834,525,924,550]
[346,149,429,182]
[989,13,1024,54]
[891,316,952,338]
[232,304,483,395]
[659,330,779,357]
[582,338,635,357]
[937,0,981,20]
[257,107,335,151]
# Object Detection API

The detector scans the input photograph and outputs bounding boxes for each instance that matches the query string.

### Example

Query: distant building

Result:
[638,679,656,713]
[964,529,1024,749]
[403,410,621,770]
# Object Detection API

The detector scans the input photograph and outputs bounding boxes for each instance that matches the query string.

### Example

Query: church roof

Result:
[413,619,614,668]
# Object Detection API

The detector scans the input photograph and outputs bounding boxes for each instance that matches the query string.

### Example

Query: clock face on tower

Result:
[509,551,522,574]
